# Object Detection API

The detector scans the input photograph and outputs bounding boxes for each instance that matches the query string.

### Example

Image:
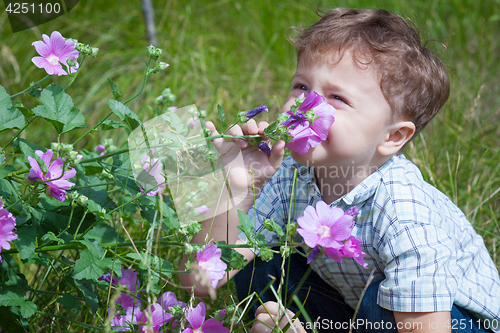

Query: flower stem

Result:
[10,75,50,98]
[2,116,37,150]
[64,55,87,91]
[73,58,152,146]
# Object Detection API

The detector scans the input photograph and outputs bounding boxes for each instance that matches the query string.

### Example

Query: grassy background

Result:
[1,0,499,326]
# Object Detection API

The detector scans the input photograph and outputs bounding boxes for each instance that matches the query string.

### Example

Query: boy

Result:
[179,8,500,333]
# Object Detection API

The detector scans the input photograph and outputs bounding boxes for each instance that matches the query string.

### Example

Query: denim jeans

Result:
[234,252,493,333]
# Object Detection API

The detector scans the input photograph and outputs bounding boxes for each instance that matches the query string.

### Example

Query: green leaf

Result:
[0,306,26,332]
[73,248,113,280]
[57,294,81,314]
[84,221,124,245]
[0,86,25,132]
[263,218,284,237]
[237,210,254,235]
[0,165,15,180]
[98,119,125,131]
[217,104,227,129]
[14,138,44,156]
[32,84,85,134]
[73,279,99,313]
[14,101,33,118]
[108,99,141,131]
[13,227,37,261]
[0,287,37,319]
[108,78,122,100]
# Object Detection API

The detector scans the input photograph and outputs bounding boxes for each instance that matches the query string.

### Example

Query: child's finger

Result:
[269,140,285,171]
[204,121,225,151]
[258,121,270,135]
[226,124,248,148]
[242,119,259,135]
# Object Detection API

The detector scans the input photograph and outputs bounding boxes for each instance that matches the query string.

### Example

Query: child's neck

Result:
[314,157,390,205]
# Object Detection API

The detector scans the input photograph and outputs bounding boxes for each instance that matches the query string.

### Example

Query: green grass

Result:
[1,0,500,329]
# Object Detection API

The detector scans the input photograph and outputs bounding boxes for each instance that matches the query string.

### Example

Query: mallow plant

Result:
[0,31,368,332]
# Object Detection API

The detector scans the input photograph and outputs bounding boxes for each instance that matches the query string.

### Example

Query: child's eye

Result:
[329,94,348,105]
[292,83,309,92]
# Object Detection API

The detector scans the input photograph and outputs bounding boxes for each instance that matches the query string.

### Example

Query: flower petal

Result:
[187,303,205,330]
[31,41,51,58]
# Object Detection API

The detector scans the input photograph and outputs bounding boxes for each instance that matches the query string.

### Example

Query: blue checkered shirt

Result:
[239,155,500,328]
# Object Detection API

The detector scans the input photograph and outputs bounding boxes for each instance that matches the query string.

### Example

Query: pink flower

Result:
[182,302,229,333]
[119,268,140,292]
[283,91,336,155]
[339,236,368,269]
[28,149,76,202]
[95,144,106,156]
[31,31,79,76]
[138,154,166,196]
[196,245,227,289]
[138,303,174,333]
[0,199,18,263]
[195,205,210,216]
[158,291,186,309]
[296,201,353,249]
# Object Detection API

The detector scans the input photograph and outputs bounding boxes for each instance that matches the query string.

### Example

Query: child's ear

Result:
[377,121,415,156]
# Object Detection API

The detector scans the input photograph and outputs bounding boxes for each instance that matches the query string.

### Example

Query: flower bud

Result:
[161,88,176,102]
[77,195,89,205]
[91,47,99,57]
[66,58,77,67]
[147,44,162,61]
[155,95,164,105]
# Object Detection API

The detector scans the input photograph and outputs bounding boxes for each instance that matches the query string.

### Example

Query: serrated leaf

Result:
[73,248,113,280]
[19,301,36,318]
[0,289,24,307]
[13,227,36,261]
[0,86,25,132]
[57,294,81,312]
[108,99,141,131]
[108,78,122,100]
[217,104,227,129]
[14,138,44,156]
[98,119,125,131]
[14,101,33,118]
[34,84,85,134]
[74,279,99,313]
[0,165,15,180]
[237,210,254,234]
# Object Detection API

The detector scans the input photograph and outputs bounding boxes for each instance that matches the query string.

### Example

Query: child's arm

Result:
[178,119,285,296]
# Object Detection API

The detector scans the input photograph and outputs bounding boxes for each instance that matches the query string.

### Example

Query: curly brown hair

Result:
[289,8,450,140]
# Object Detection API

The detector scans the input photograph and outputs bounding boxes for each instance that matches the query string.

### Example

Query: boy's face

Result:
[282,50,394,169]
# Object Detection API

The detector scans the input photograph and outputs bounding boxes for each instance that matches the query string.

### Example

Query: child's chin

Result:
[290,147,316,166]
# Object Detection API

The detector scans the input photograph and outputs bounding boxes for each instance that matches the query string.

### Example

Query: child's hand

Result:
[251,301,306,333]
[205,120,285,196]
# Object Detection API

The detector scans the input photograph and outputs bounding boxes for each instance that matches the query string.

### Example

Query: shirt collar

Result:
[290,155,400,205]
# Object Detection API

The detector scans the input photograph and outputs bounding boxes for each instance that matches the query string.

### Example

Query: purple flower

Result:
[119,268,140,292]
[182,302,229,333]
[138,303,174,333]
[116,293,142,314]
[306,246,321,264]
[138,154,166,196]
[281,112,307,129]
[158,291,186,309]
[31,31,79,76]
[258,141,271,156]
[111,314,136,331]
[283,92,335,155]
[28,149,76,202]
[296,201,353,249]
[0,199,18,263]
[238,105,268,122]
[188,116,198,128]
[98,271,118,285]
[196,245,227,289]
[195,205,210,216]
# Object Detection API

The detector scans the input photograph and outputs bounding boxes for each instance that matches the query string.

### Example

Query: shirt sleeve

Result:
[376,221,459,312]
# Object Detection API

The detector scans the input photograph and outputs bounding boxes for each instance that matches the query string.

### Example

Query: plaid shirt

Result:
[239,155,500,328]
